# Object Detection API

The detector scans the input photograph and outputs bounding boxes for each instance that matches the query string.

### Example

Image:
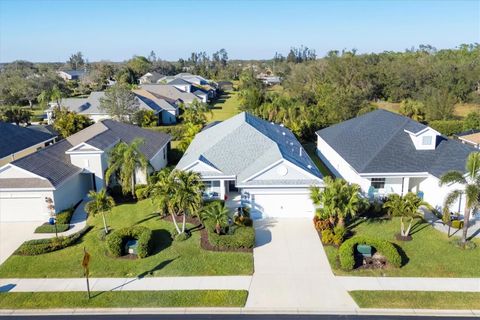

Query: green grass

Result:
[0,290,248,309]
[350,290,480,309]
[324,217,480,277]
[373,100,480,119]
[303,142,333,177]
[0,199,253,278]
[208,91,241,121]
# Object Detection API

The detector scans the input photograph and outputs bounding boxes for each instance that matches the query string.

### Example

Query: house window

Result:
[422,136,432,145]
[163,148,166,160]
[204,181,220,189]
[371,178,385,189]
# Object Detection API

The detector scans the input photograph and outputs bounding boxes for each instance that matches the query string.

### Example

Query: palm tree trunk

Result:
[338,217,345,228]
[404,217,414,237]
[102,211,108,234]
[181,214,186,233]
[400,216,405,236]
[461,207,471,246]
[131,172,135,198]
[170,212,181,235]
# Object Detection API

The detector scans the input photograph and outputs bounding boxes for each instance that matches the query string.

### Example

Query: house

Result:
[57,70,86,81]
[139,72,165,84]
[0,120,171,222]
[47,90,178,124]
[257,75,282,86]
[217,81,234,91]
[176,112,323,218]
[0,122,57,166]
[455,130,480,149]
[140,84,202,105]
[316,109,476,213]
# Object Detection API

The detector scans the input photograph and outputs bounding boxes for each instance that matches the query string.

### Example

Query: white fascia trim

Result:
[458,136,479,146]
[0,187,54,192]
[66,142,102,154]
[359,172,430,178]
[242,159,284,182]
[236,183,323,188]
[201,175,236,180]
[0,163,48,181]
[404,127,441,137]
[284,159,324,181]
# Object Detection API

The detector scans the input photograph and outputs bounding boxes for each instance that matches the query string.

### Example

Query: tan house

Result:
[455,130,480,149]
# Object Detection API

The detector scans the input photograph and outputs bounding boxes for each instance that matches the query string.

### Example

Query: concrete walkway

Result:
[0,276,252,293]
[246,218,357,311]
[31,199,88,240]
[338,276,480,292]
[423,208,480,239]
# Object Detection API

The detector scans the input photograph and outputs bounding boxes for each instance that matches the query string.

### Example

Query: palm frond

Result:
[439,171,466,186]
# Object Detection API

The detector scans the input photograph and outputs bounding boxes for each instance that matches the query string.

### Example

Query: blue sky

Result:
[0,0,478,62]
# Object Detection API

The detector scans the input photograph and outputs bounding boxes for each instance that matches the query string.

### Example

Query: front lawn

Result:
[324,217,480,277]
[0,199,253,278]
[0,290,248,309]
[350,290,480,309]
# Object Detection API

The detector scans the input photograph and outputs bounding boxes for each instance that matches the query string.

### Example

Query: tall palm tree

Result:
[383,193,429,238]
[203,202,229,234]
[105,138,148,197]
[85,189,115,234]
[440,152,480,246]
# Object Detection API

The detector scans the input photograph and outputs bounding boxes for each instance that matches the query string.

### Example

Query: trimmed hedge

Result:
[106,226,153,258]
[338,236,402,270]
[429,120,464,136]
[34,223,70,233]
[16,226,92,256]
[56,207,75,224]
[204,219,254,249]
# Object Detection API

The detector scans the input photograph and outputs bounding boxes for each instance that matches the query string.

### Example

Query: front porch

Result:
[364,175,427,201]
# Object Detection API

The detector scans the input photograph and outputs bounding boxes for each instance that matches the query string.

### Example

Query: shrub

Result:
[451,220,464,229]
[321,229,335,244]
[56,207,75,224]
[313,216,331,231]
[234,215,253,227]
[174,232,190,242]
[16,226,92,256]
[429,120,464,136]
[135,185,149,200]
[34,223,70,234]
[204,219,255,249]
[338,236,402,270]
[106,226,153,258]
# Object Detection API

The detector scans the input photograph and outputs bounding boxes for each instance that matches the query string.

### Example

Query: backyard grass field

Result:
[0,290,248,309]
[372,101,480,119]
[0,199,253,278]
[350,291,480,309]
[324,217,480,277]
[208,91,240,121]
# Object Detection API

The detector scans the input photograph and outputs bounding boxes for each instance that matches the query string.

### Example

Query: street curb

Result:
[0,307,479,317]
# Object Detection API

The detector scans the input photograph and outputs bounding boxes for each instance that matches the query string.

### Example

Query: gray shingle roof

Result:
[316,109,476,178]
[10,120,171,188]
[140,84,199,104]
[0,122,56,160]
[176,112,322,185]
[169,78,192,86]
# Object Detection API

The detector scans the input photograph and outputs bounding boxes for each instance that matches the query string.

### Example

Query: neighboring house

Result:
[0,122,57,167]
[176,112,323,218]
[0,120,171,222]
[217,81,234,91]
[139,72,165,84]
[316,109,476,213]
[169,78,193,93]
[47,90,178,125]
[57,70,86,81]
[257,75,282,86]
[455,130,480,149]
[140,84,201,106]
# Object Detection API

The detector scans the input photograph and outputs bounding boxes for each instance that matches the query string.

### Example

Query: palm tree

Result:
[203,202,229,234]
[310,176,364,227]
[440,152,480,246]
[178,123,202,152]
[85,189,115,234]
[149,169,205,235]
[37,86,63,110]
[383,192,429,238]
[105,138,148,197]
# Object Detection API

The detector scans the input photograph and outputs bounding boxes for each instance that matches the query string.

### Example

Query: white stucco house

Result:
[0,122,57,167]
[176,112,323,219]
[0,120,171,222]
[316,109,476,214]
[47,90,179,125]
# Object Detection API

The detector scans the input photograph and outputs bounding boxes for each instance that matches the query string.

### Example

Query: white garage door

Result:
[0,196,45,222]
[251,193,315,218]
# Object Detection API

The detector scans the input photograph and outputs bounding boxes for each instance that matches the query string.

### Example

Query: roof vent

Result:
[307,164,312,169]
[280,124,284,127]
[300,148,303,157]
[270,122,274,125]
[282,132,286,136]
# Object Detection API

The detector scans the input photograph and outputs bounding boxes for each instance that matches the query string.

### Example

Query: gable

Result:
[0,164,43,179]
[185,159,224,175]
[66,142,102,153]
[246,160,318,182]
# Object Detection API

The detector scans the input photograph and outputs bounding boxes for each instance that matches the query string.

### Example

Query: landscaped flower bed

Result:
[106,226,153,258]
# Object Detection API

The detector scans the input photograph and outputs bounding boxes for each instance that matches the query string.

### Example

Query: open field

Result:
[208,91,240,121]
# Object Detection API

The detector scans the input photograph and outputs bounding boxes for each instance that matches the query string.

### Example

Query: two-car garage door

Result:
[0,195,46,222]
[249,191,315,218]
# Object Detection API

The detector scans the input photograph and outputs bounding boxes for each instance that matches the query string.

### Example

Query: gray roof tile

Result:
[0,122,56,159]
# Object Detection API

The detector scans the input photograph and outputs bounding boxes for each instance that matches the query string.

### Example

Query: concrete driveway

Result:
[0,222,37,265]
[246,218,357,311]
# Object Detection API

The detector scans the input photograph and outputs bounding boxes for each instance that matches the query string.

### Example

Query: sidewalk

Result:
[31,199,88,240]
[0,276,252,293]
[422,208,480,239]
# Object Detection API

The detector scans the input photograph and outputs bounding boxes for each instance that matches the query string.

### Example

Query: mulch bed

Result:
[162,215,253,253]
[357,253,389,270]
[395,233,413,241]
